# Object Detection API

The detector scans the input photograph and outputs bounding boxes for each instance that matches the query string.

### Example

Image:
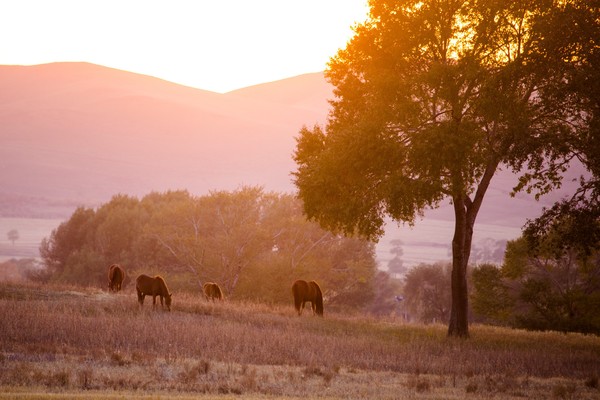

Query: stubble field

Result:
[0,282,599,399]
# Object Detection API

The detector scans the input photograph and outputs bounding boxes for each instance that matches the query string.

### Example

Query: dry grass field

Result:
[0,282,599,399]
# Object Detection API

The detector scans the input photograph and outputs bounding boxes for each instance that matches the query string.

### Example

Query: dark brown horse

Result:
[203,282,223,301]
[136,274,172,311]
[107,264,125,292]
[292,279,323,316]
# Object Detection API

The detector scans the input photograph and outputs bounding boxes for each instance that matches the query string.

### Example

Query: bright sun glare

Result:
[0,0,369,93]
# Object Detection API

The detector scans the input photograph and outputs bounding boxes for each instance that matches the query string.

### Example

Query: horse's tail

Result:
[135,275,143,304]
[291,281,301,314]
[203,282,210,300]
[108,264,115,289]
[214,284,223,300]
[113,265,124,290]
[311,281,324,316]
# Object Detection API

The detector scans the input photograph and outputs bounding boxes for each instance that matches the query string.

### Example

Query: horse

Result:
[107,264,125,292]
[203,282,223,301]
[136,274,172,311]
[291,279,323,316]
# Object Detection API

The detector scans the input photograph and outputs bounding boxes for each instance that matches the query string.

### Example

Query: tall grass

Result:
[1,282,599,399]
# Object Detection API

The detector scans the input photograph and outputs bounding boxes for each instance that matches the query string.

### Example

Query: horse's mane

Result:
[154,275,170,294]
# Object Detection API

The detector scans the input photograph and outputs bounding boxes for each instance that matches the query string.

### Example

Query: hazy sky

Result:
[0,0,369,93]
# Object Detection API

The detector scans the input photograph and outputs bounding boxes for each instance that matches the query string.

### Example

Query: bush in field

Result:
[403,263,452,323]
[39,187,379,310]
[471,207,600,334]
[502,237,600,334]
[367,270,403,316]
[471,263,513,325]
[0,258,41,282]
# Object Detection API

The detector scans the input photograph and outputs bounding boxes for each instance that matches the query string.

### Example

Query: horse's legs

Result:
[299,301,307,316]
[311,301,316,315]
[152,295,157,309]
[137,289,144,307]
[294,297,302,315]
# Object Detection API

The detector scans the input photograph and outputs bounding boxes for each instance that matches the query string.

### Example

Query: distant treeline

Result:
[38,187,399,312]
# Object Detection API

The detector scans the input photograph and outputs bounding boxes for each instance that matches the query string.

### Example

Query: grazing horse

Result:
[203,282,223,301]
[136,274,172,311]
[291,279,323,316]
[107,264,125,292]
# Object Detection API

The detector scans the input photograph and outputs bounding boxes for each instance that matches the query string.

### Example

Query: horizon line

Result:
[0,60,327,94]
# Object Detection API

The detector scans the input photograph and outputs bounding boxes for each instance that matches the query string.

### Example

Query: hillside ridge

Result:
[0,62,333,218]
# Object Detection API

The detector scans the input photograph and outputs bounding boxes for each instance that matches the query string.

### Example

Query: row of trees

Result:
[402,245,600,335]
[35,184,600,332]
[402,199,600,334]
[39,187,390,310]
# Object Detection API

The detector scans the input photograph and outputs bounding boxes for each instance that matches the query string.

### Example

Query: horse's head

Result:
[165,292,172,311]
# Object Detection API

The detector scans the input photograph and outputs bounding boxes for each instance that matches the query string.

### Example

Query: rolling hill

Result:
[0,62,331,217]
[0,62,584,266]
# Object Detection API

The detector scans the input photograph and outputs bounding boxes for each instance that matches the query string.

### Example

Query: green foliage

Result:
[508,235,600,333]
[470,264,513,324]
[495,232,600,334]
[294,0,597,239]
[293,0,599,337]
[403,263,452,323]
[523,199,600,258]
[502,239,530,280]
[38,188,379,310]
[40,207,96,277]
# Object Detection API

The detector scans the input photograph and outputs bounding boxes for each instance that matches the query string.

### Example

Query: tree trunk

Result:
[447,159,498,338]
[448,194,472,337]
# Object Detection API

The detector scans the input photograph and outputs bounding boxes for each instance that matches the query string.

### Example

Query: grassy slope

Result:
[0,282,599,399]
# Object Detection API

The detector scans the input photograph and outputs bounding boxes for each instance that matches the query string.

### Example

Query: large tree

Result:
[293,0,599,336]
[523,0,600,246]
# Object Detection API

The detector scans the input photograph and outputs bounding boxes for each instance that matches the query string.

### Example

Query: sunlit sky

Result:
[0,0,369,93]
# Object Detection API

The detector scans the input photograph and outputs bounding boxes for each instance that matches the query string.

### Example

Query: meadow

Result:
[0,282,599,399]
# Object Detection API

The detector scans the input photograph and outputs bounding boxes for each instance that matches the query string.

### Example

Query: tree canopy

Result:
[293,0,599,337]
[39,188,379,309]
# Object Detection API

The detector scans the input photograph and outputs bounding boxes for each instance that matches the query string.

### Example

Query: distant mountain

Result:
[0,62,330,217]
[0,62,585,266]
